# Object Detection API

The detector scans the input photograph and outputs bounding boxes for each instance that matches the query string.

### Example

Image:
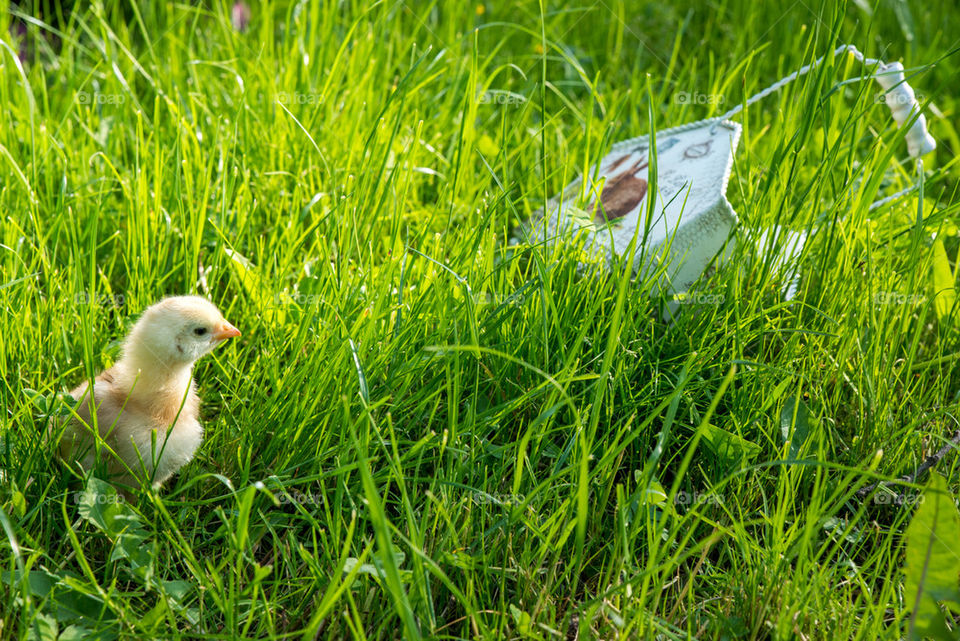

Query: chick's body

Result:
[59,296,240,489]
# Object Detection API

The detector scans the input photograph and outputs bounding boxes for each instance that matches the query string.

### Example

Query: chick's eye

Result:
[193,327,208,336]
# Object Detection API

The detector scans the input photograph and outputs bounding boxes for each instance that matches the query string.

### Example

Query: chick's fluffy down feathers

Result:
[58,296,239,489]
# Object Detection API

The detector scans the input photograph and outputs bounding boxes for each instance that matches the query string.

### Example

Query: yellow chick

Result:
[58,296,241,490]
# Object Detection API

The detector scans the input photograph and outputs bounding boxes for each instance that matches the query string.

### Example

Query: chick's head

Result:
[127,296,241,366]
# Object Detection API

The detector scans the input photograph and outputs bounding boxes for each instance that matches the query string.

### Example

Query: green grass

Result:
[2,0,960,638]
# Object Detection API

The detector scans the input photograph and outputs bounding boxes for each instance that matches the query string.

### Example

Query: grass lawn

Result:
[2,0,960,638]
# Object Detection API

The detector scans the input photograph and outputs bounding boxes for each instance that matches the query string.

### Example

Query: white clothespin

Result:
[873,61,936,158]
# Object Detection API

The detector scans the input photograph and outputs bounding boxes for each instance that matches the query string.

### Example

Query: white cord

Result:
[717,45,878,122]
[868,185,919,212]
[718,44,934,157]
[714,44,934,211]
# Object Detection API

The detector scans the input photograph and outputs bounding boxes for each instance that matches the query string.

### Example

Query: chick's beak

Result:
[213,321,242,341]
